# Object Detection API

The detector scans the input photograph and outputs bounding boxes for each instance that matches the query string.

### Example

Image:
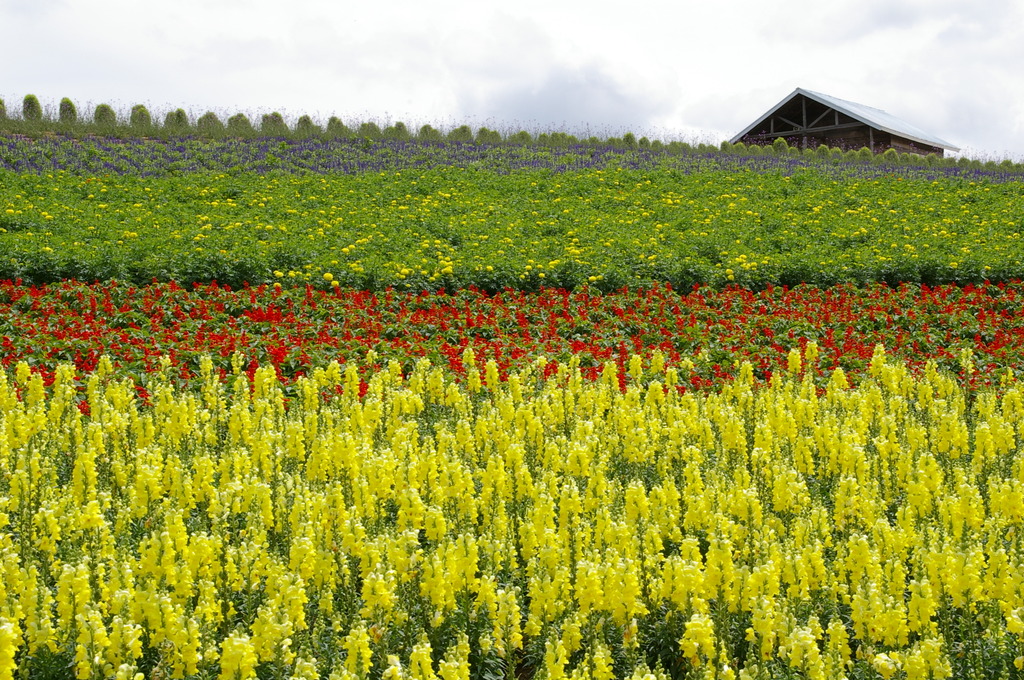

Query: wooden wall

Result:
[739,127,944,156]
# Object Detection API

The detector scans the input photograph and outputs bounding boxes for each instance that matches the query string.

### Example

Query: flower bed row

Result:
[2,279,1021,396]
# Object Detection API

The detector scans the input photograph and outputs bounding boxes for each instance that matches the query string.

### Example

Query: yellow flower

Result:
[871,653,899,679]
[679,613,715,664]
[219,633,258,680]
[0,617,21,680]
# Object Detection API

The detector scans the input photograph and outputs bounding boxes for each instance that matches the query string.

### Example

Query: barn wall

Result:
[889,136,944,156]
[740,127,943,156]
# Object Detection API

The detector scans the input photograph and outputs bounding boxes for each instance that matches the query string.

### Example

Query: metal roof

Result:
[730,87,959,151]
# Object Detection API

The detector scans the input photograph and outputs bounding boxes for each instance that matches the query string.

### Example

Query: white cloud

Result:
[1,0,1022,157]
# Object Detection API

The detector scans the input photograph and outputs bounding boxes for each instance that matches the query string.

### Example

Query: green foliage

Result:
[325,116,350,138]
[383,122,411,140]
[772,137,789,153]
[0,97,6,120]
[94,104,117,128]
[357,121,382,139]
[58,97,77,124]
[260,112,289,136]
[475,127,502,144]
[551,131,577,145]
[197,111,224,134]
[622,132,637,147]
[163,108,189,131]
[508,130,532,144]
[130,105,152,129]
[537,131,577,147]
[447,125,474,142]
[295,115,320,137]
[227,113,254,136]
[2,164,1021,290]
[417,124,443,141]
[22,94,42,122]
[856,146,873,160]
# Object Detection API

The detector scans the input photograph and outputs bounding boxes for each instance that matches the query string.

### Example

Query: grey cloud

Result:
[760,0,1009,45]
[458,65,673,135]
[681,90,780,140]
[0,0,63,16]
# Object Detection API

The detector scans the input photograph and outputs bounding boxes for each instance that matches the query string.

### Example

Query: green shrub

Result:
[638,136,651,148]
[326,117,350,138]
[295,115,320,137]
[383,122,411,140]
[0,97,7,120]
[58,97,77,124]
[130,105,152,129]
[771,137,788,153]
[227,113,254,136]
[815,144,830,157]
[622,132,637,147]
[164,109,189,131]
[417,124,443,141]
[508,130,532,144]
[260,112,289,136]
[94,104,117,128]
[22,94,43,122]
[475,127,502,144]
[856,146,873,161]
[447,125,473,142]
[357,122,382,139]
[549,131,577,146]
[197,111,224,134]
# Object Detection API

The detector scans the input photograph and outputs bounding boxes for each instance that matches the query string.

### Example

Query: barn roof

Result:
[730,87,960,152]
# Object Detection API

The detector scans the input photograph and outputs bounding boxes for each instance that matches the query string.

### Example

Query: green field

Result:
[3,161,1023,290]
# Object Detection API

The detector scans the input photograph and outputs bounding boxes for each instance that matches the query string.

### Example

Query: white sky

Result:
[2,0,1023,158]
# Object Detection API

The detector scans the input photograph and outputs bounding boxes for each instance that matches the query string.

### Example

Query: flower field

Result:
[2,279,1024,396]
[3,155,1024,290]
[2,131,1024,680]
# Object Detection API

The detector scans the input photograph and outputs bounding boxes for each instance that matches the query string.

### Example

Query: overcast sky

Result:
[2,0,1022,158]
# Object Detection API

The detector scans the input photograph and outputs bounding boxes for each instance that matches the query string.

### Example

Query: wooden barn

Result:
[730,88,959,156]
